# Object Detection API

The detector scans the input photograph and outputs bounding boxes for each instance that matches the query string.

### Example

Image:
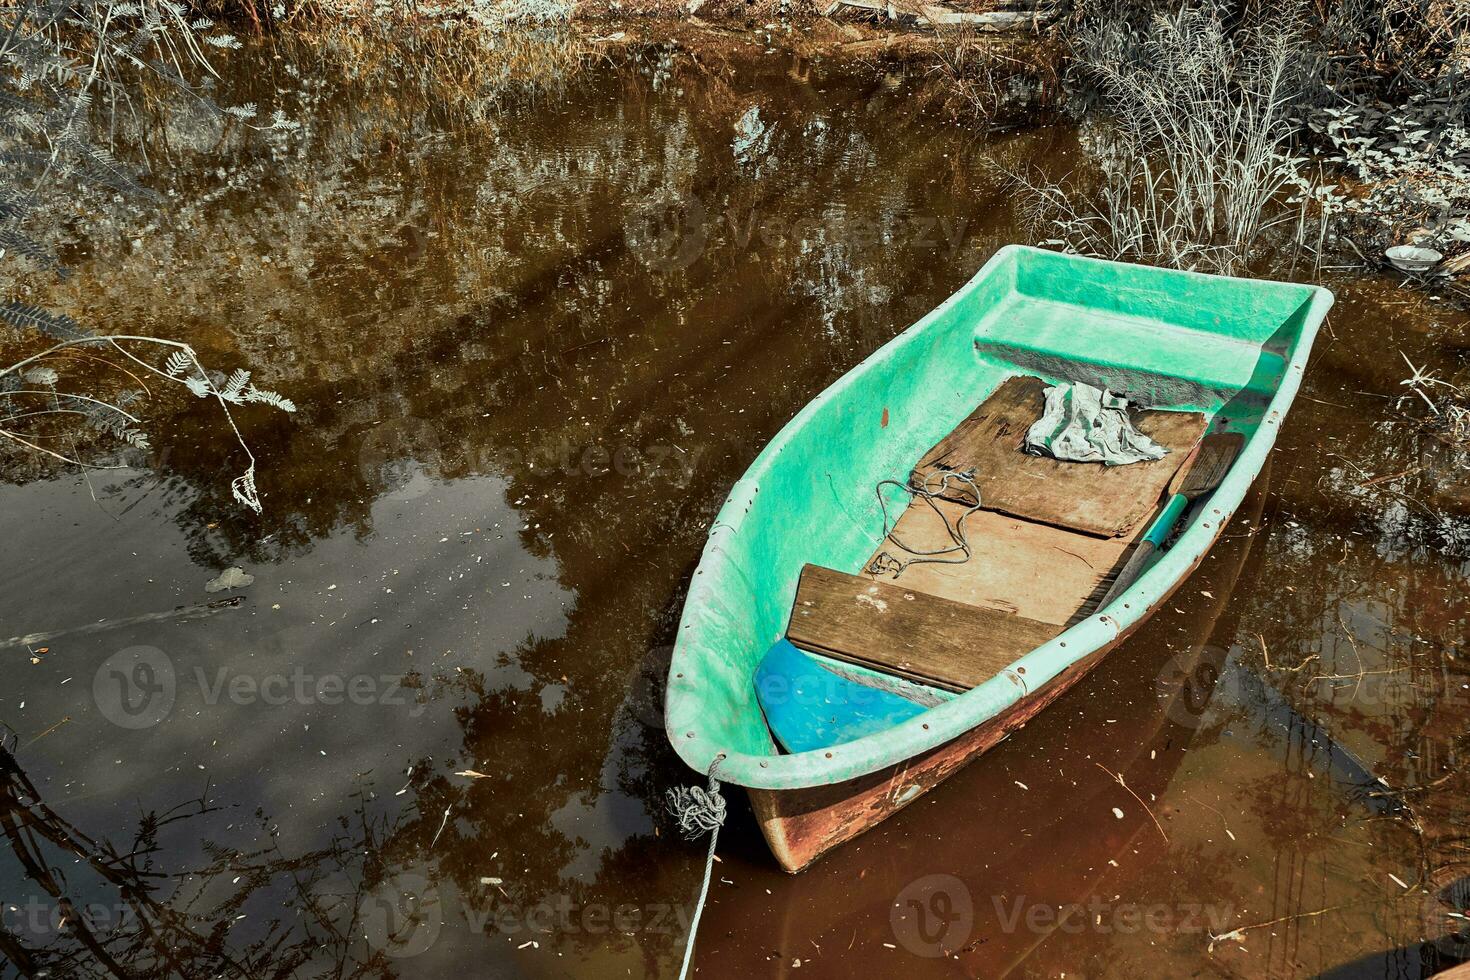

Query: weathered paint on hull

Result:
[750,513,1233,873]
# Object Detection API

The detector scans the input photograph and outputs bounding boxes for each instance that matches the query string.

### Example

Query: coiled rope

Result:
[867,469,982,578]
[665,758,726,980]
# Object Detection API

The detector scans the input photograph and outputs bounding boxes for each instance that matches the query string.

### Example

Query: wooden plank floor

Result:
[911,376,1206,538]
[778,375,1206,696]
[786,564,1063,692]
[864,500,1141,627]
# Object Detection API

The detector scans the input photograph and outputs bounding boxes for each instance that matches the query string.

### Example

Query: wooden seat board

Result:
[864,500,1140,627]
[786,564,1062,693]
[912,376,1207,538]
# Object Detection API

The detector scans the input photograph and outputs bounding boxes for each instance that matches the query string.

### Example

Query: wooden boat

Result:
[664,245,1333,873]
[692,473,1272,977]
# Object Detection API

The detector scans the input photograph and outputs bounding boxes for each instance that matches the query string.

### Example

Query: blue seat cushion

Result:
[754,639,936,754]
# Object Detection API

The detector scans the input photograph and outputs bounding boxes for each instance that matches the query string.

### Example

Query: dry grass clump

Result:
[1318,0,1469,88]
[1008,4,1324,275]
[926,27,1061,126]
[1400,354,1470,450]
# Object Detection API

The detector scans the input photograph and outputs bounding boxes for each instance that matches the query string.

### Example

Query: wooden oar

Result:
[1096,432,1245,610]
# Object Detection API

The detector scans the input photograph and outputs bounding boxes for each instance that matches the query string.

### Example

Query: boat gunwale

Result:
[665,244,1335,791]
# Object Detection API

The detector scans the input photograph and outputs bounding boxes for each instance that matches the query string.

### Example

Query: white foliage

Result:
[23,367,59,387]
[165,349,194,377]
[232,465,262,512]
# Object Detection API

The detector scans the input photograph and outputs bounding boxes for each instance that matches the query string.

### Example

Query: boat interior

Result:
[754,373,1218,755]
[665,248,1328,781]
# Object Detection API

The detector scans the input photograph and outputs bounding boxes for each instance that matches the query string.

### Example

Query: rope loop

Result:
[666,778,726,840]
[867,468,982,578]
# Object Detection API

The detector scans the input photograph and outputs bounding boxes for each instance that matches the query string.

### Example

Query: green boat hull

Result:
[664,245,1332,857]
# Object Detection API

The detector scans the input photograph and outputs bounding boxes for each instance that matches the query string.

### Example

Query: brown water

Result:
[2,32,1468,980]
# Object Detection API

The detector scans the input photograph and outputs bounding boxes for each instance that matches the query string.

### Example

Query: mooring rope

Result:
[867,469,983,578]
[665,758,726,980]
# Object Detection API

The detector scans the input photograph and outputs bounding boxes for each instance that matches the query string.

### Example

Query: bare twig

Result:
[1095,762,1168,844]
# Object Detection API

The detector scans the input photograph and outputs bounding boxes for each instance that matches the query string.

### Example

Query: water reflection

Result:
[1,28,1468,980]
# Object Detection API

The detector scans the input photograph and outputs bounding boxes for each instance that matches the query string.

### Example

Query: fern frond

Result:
[0,192,34,223]
[223,103,257,120]
[204,34,241,49]
[241,385,296,413]
[0,91,39,116]
[164,350,193,377]
[0,227,62,271]
[62,138,160,202]
[0,301,86,340]
[220,368,250,401]
[56,394,149,450]
[183,375,210,399]
[0,150,52,172]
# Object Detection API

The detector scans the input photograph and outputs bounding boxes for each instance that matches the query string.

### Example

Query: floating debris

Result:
[1386,245,1442,274]
[205,567,254,593]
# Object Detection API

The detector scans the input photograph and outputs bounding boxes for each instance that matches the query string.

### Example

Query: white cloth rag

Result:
[1024,382,1168,466]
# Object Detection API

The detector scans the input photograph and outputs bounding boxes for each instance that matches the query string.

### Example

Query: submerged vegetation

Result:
[0,0,296,508]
